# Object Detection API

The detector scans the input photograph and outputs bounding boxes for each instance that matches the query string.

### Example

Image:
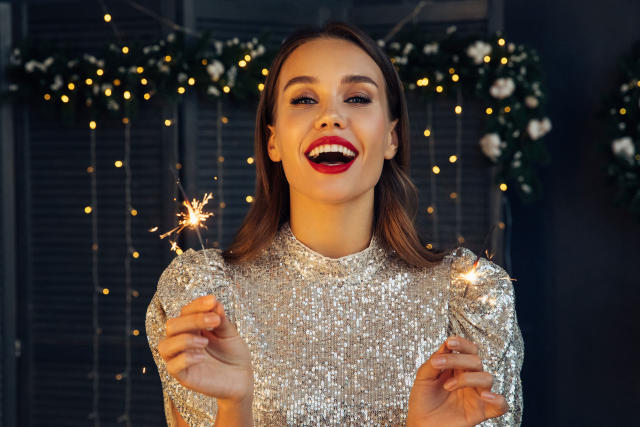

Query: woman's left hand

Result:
[406,336,508,427]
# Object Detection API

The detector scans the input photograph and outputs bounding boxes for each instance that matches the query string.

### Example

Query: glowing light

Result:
[449,192,458,199]
[102,288,109,295]
[176,163,182,170]
[498,221,506,230]
[122,46,129,54]
[262,68,269,76]
[246,195,254,203]
[104,14,112,22]
[244,54,251,61]
[68,82,75,90]
[436,85,444,93]
[89,121,97,130]
[483,55,491,63]
[87,166,95,173]
[247,157,254,164]
[448,68,455,74]
[504,106,511,113]
[137,66,144,74]
[238,60,247,67]
[452,74,459,82]
[455,105,462,114]
[132,251,140,259]
[486,107,493,115]
[620,108,627,115]
[258,83,264,91]
[164,55,172,62]
[164,119,172,126]
[221,117,229,124]
[132,329,140,336]
[44,93,51,101]
[113,79,121,86]
[426,243,433,249]
[177,86,186,94]
[218,156,225,163]
[104,88,112,96]
[61,95,70,103]
[141,366,147,374]
[143,93,151,100]
[498,38,506,46]
[188,77,195,85]
[160,193,215,240]
[432,166,440,174]
[427,206,434,214]
[84,206,93,214]
[130,209,138,216]
[114,160,123,168]
[499,183,508,191]
[501,57,508,65]
[417,77,429,86]
[123,91,131,100]
[219,202,226,209]
[96,69,104,76]
[423,129,431,137]
[149,226,158,232]
[449,155,457,163]
[85,78,93,85]
[141,78,148,85]
[202,59,208,65]
[122,117,129,124]
[223,86,230,93]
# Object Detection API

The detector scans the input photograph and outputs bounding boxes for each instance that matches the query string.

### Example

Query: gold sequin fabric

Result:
[146,222,524,426]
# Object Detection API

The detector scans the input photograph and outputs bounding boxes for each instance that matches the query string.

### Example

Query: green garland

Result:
[1,26,551,203]
[599,41,640,222]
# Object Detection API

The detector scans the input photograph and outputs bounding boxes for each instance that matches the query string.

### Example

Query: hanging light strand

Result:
[426,102,440,249]
[455,87,464,244]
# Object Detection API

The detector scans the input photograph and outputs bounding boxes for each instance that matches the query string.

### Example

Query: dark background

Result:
[2,0,640,425]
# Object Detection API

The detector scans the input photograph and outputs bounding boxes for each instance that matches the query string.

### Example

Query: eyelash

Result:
[290,95,371,105]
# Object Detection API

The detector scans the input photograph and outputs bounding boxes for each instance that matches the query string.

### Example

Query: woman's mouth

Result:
[304,136,358,174]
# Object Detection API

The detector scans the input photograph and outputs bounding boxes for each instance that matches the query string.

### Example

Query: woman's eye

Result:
[290,96,316,104]
[346,95,371,104]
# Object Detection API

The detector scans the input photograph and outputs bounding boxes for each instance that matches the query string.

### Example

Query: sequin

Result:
[146,222,523,426]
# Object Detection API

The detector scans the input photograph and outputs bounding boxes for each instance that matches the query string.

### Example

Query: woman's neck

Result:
[289,188,374,259]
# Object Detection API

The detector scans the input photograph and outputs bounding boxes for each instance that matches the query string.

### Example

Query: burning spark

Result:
[148,226,159,232]
[459,256,482,284]
[160,193,214,240]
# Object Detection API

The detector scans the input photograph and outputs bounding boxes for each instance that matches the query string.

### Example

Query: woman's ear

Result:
[267,124,281,162]
[384,119,399,160]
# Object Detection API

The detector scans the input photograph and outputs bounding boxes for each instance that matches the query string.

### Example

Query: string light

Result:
[104,13,112,22]
[123,91,131,100]
[499,183,508,191]
[177,87,186,94]
[450,192,458,199]
[498,38,506,46]
[164,55,172,62]
[141,78,148,85]
[136,66,144,73]
[432,166,440,174]
[102,288,109,295]
[68,82,75,90]
[122,46,129,54]
[258,83,264,91]
[246,157,254,164]
[202,59,208,65]
[218,156,225,163]
[424,129,431,137]
[115,160,123,168]
[132,251,140,259]
[244,54,251,61]
[417,77,429,86]
[89,121,97,130]
[449,155,457,163]
[44,93,51,101]
[96,68,104,76]
[619,108,627,115]
[164,119,172,126]
[486,107,493,115]
[221,116,229,124]
[436,85,444,93]
[122,117,129,124]
[132,329,140,336]
[238,60,247,67]
[223,86,230,93]
[85,78,93,85]
[448,68,455,74]
[113,79,121,86]
[504,106,511,113]
[262,68,269,76]
[143,93,151,100]
[427,206,435,214]
[455,105,462,114]
[87,166,95,173]
[104,88,112,96]
[61,95,70,103]
[130,209,138,216]
[483,55,491,63]
[245,195,254,203]
[501,57,508,65]
[85,206,93,214]
[451,74,459,82]
[188,77,195,85]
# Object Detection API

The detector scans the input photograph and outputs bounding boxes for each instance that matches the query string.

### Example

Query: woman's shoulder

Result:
[445,246,515,297]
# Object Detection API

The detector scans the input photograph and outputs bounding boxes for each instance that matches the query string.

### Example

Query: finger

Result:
[180,294,217,316]
[480,392,509,418]
[166,350,206,378]
[445,335,479,354]
[202,304,236,339]
[442,371,493,392]
[158,333,209,360]
[415,340,453,381]
[429,353,483,372]
[166,311,221,337]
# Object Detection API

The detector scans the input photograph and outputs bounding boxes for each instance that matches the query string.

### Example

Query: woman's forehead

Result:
[278,38,383,92]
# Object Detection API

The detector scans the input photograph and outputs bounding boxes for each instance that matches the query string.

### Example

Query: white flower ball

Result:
[466,41,492,65]
[489,77,515,99]
[611,136,635,161]
[479,133,503,162]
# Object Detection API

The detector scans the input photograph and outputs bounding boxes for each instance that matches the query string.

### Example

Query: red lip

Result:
[304,135,359,156]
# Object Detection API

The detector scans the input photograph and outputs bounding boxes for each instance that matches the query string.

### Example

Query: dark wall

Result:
[505,1,640,425]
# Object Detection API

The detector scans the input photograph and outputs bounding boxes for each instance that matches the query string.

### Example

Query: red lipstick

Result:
[304,135,359,175]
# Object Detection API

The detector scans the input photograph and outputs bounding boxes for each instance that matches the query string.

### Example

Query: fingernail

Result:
[204,313,218,325]
[193,352,206,360]
[443,379,457,390]
[432,356,447,368]
[481,391,497,400]
[448,338,458,348]
[195,337,208,345]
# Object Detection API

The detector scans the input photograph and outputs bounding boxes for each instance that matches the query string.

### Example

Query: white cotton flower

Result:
[13,48,20,56]
[92,85,99,95]
[232,37,239,45]
[152,45,160,52]
[521,183,532,194]
[24,60,36,73]
[43,57,54,68]
[525,95,539,108]
[118,66,126,73]
[611,137,635,161]
[390,42,400,50]
[247,41,254,49]
[446,25,457,34]
[435,71,444,82]
[518,175,524,182]
[423,42,439,55]
[206,60,225,81]
[207,86,220,96]
[147,58,156,65]
[513,129,521,138]
[214,40,223,55]
[619,122,626,130]
[107,99,119,111]
[466,40,492,65]
[489,77,515,99]
[402,43,414,55]
[167,33,175,43]
[508,43,515,53]
[252,37,258,45]
[8,84,18,92]
[226,65,238,87]
[256,44,265,55]
[50,75,63,91]
[527,117,552,140]
[97,59,105,68]
[479,133,503,162]
[143,46,150,54]
[377,39,385,48]
[128,66,137,74]
[177,72,188,83]
[159,64,170,74]
[620,83,629,93]
[514,151,523,159]
[512,159,522,168]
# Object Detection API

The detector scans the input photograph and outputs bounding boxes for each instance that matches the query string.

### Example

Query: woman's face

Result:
[267,37,398,205]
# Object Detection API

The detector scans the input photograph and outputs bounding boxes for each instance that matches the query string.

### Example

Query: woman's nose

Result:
[315,104,346,129]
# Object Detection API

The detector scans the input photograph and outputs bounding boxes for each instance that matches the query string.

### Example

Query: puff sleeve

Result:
[446,247,524,426]
[145,248,236,427]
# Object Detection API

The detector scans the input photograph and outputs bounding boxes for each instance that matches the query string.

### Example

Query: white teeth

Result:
[308,144,356,158]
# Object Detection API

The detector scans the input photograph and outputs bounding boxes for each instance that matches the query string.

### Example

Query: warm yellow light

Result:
[164,55,172,62]
[132,290,140,297]
[115,373,123,381]
[61,95,70,103]
[84,206,93,214]
[218,156,225,163]
[637,81,640,88]
[449,155,457,163]
[104,13,112,22]
[141,78,148,85]
[213,176,218,180]
[136,66,144,74]
[449,68,455,74]
[123,91,131,99]
[176,163,182,170]
[102,288,109,295]
[132,251,140,259]
[498,38,506,46]
[483,55,491,63]
[452,74,459,82]
[486,107,493,115]
[164,119,172,126]
[87,166,95,173]
[258,83,265,91]
[450,192,458,199]
[221,117,229,124]
[244,54,251,61]
[96,68,104,76]
[620,108,627,115]
[115,160,123,168]
[44,93,51,101]
[85,78,93,85]
[122,46,129,54]
[427,206,434,214]
[122,117,129,124]
[113,79,121,86]
[455,105,462,114]
[432,166,440,174]
[131,209,138,216]
[417,77,429,86]
[498,221,506,229]
[426,243,433,249]
[176,248,183,255]
[104,88,112,96]
[202,59,208,65]
[423,129,431,137]
[68,82,75,90]
[143,93,151,100]
[89,121,97,130]
[499,183,508,191]
[188,77,195,85]
[247,157,254,164]
[219,202,226,209]
[223,85,230,93]
[501,57,508,65]
[177,86,186,94]
[132,329,140,336]
[245,195,254,203]
[436,85,444,93]
[261,68,269,76]
[504,106,511,113]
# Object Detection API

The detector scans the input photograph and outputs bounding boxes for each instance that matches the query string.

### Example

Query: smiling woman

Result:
[146,21,523,427]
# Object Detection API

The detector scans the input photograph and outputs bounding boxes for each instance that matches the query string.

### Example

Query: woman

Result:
[146,22,524,426]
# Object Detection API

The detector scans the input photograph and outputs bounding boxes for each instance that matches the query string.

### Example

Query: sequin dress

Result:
[146,222,524,426]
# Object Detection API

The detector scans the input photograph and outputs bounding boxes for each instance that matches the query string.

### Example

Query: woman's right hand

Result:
[158,294,253,405]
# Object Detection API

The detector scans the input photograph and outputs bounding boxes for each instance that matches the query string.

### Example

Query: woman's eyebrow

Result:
[282,74,379,93]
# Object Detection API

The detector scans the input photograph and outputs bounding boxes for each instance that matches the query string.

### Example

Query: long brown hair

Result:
[223,22,448,267]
